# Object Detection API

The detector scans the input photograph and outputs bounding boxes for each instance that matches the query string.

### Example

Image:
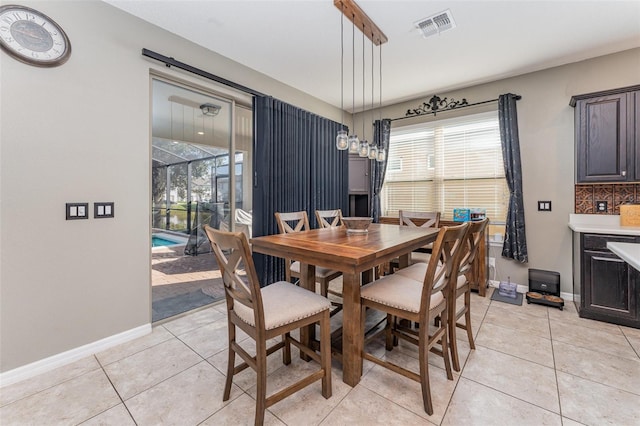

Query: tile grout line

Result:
[549,311,640,418]
[443,301,562,422]
[93,354,139,426]
[619,327,640,359]
[459,301,564,419]
[0,362,105,411]
[547,304,565,422]
[101,336,207,404]
[439,299,492,425]
[355,376,440,425]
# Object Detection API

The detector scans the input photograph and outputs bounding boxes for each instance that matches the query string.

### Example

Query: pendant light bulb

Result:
[358,139,370,157]
[368,144,378,159]
[348,134,360,153]
[336,130,348,150]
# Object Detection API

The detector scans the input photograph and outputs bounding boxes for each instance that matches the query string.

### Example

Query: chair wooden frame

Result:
[315,209,344,229]
[204,225,332,425]
[448,218,489,372]
[275,211,342,298]
[360,223,469,415]
[387,210,441,272]
[399,210,441,229]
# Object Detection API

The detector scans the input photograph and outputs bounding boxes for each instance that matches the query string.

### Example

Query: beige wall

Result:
[355,48,640,292]
[0,0,342,373]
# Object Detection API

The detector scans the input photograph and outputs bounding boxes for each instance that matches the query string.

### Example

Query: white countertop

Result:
[568,214,640,236]
[607,242,640,271]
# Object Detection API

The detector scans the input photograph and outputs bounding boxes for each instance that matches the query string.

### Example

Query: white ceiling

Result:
[105,0,640,113]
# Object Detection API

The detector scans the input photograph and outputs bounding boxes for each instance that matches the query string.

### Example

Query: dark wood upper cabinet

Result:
[571,85,640,183]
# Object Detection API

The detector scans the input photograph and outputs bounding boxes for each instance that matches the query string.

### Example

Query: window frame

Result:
[381,111,508,223]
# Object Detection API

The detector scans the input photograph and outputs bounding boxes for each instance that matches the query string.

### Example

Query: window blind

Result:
[381,111,508,222]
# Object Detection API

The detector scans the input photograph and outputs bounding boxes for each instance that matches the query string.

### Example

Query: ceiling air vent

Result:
[414,9,456,38]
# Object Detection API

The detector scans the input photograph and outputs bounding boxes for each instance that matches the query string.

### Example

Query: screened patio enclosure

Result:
[152,138,247,255]
[151,78,253,257]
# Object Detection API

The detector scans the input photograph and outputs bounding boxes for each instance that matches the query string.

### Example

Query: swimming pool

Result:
[152,233,188,248]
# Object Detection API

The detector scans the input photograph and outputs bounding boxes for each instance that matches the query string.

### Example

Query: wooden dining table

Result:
[251,223,439,386]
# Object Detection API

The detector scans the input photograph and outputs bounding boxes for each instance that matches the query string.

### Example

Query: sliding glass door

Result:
[150,77,252,321]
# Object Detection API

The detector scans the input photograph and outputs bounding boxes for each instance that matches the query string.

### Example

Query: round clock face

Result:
[0,5,71,67]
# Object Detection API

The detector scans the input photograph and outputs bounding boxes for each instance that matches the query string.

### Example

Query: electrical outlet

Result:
[488,257,496,268]
[596,201,608,212]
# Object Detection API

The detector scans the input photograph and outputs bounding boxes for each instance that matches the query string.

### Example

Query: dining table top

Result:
[250,223,440,274]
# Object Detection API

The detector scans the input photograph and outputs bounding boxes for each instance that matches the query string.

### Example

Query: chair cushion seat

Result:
[235,281,331,330]
[394,263,428,282]
[290,261,339,279]
[396,262,465,289]
[456,274,467,289]
[360,274,444,313]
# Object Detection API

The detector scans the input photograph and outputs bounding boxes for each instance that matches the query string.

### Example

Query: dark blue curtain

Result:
[499,94,528,263]
[370,119,391,222]
[252,96,349,285]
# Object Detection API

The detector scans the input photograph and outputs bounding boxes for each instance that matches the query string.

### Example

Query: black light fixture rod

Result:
[142,48,266,97]
[391,95,522,122]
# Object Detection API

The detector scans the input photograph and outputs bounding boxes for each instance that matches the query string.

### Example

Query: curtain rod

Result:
[390,94,522,122]
[142,48,266,97]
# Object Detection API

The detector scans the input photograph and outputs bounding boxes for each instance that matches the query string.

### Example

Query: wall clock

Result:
[0,4,71,67]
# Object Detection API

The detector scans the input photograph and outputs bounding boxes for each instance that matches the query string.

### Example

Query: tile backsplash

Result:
[575,183,640,214]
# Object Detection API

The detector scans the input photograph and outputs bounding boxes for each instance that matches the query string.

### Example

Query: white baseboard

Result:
[0,323,151,388]
[488,279,527,293]
[560,291,574,301]
[487,280,574,301]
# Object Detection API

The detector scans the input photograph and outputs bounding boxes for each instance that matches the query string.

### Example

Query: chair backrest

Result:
[458,218,489,279]
[315,209,343,228]
[203,225,266,329]
[399,210,441,229]
[419,223,470,318]
[275,211,310,234]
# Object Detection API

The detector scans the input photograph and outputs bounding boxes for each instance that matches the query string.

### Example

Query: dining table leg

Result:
[299,262,316,361]
[341,271,362,386]
[398,253,411,269]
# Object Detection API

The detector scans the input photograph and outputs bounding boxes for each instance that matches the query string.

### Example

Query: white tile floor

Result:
[2,288,640,425]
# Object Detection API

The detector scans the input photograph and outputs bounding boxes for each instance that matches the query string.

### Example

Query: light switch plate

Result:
[66,203,89,220]
[537,201,552,211]
[94,202,115,218]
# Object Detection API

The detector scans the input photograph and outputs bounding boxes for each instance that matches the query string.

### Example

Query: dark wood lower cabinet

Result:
[579,233,640,328]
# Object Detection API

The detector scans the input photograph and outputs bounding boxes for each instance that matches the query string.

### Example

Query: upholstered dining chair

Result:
[275,211,342,299]
[203,225,332,425]
[315,209,344,228]
[360,223,470,415]
[399,210,441,229]
[400,210,441,264]
[386,210,441,273]
[448,217,489,371]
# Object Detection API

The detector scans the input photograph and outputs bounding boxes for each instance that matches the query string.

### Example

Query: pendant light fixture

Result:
[347,13,360,154]
[358,25,370,158]
[376,42,386,163]
[368,36,378,160]
[334,0,387,157]
[335,4,348,150]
